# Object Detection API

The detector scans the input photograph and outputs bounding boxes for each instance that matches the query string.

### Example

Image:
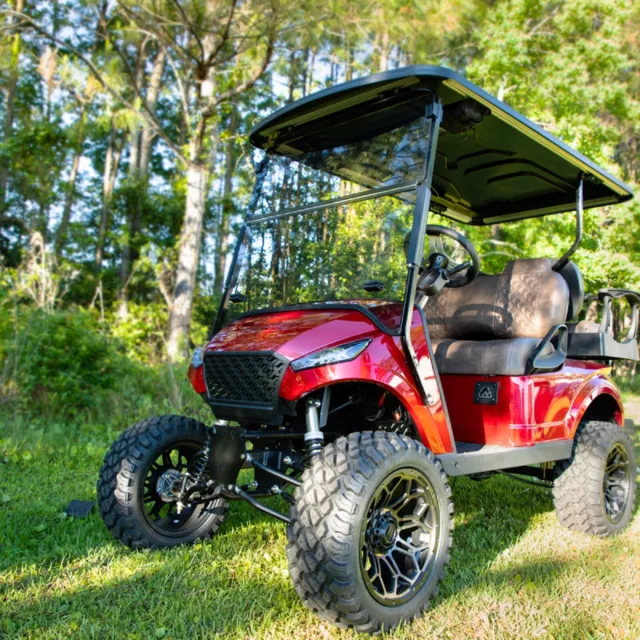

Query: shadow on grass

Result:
[1,472,561,638]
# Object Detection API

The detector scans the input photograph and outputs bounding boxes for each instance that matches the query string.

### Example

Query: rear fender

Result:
[566,372,623,435]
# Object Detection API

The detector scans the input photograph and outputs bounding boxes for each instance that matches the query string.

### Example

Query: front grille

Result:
[203,351,288,405]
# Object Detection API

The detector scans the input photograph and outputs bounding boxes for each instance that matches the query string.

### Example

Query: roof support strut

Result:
[400,96,444,405]
[553,177,584,272]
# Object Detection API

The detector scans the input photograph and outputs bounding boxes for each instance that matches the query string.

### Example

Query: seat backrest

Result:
[425,258,570,340]
[555,260,584,321]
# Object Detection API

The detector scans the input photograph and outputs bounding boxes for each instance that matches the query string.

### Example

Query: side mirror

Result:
[363,280,384,293]
[229,292,246,303]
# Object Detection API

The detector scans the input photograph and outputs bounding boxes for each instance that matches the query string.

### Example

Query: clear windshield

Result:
[232,197,412,312]
[223,116,430,328]
[252,115,428,214]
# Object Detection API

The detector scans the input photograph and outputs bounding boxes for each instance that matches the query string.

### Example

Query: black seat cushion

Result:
[432,337,554,376]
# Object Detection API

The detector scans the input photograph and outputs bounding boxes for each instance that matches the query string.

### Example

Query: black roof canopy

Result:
[249,66,633,225]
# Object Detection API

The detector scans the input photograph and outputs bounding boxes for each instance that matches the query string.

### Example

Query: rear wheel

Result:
[97,415,228,549]
[553,421,637,537]
[286,432,453,633]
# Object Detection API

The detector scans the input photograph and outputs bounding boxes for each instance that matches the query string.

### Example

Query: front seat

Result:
[425,259,570,376]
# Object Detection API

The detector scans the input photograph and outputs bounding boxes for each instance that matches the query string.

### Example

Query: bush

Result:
[109,301,169,363]
[0,302,212,427]
[0,306,133,413]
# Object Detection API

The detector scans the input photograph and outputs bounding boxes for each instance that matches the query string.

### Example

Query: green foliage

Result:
[1,0,639,367]
[466,0,639,168]
[0,306,131,413]
[109,301,168,362]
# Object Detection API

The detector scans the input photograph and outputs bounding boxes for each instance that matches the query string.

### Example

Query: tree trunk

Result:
[139,48,166,176]
[213,102,238,295]
[96,123,122,271]
[119,46,165,317]
[118,129,141,317]
[167,151,209,360]
[379,29,389,72]
[0,0,25,215]
[55,105,86,256]
[167,0,220,360]
[166,0,276,358]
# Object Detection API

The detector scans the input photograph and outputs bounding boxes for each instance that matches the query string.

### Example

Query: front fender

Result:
[278,333,454,454]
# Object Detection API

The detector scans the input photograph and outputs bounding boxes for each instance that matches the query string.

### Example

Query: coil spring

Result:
[192,428,211,484]
[304,436,324,467]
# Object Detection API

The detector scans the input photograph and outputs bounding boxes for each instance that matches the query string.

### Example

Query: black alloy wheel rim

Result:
[603,442,632,524]
[140,440,207,536]
[360,468,440,606]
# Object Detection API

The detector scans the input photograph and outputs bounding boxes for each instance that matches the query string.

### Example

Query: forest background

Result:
[0,2,639,638]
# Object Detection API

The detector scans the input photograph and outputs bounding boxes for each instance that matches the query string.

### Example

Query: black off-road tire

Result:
[553,421,637,537]
[286,432,453,634]
[97,415,228,549]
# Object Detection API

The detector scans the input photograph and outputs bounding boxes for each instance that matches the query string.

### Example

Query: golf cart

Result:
[98,66,638,633]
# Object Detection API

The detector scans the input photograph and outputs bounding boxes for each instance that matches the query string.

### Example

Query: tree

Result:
[10,0,285,358]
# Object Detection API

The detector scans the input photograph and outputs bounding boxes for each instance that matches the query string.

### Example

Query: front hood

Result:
[206,303,399,361]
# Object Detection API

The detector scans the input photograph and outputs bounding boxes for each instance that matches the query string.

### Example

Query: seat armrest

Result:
[597,289,640,343]
[526,324,568,374]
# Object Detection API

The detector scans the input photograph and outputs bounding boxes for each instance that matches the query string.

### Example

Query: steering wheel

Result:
[417,225,480,295]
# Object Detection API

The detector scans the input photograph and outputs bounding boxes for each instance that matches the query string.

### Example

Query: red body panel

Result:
[440,361,622,447]
[278,325,453,454]
[191,303,623,455]
[199,304,453,453]
[206,308,380,358]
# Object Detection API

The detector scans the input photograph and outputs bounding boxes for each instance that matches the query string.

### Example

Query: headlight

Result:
[191,347,204,368]
[291,339,371,372]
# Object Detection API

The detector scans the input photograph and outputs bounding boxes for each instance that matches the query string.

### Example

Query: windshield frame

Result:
[246,181,417,226]
[210,95,444,408]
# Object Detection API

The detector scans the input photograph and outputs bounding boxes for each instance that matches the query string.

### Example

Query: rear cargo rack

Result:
[567,289,640,361]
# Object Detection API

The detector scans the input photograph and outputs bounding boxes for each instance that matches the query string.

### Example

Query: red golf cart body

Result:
[189,302,624,470]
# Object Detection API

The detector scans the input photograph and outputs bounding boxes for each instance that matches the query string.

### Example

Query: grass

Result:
[1,398,639,640]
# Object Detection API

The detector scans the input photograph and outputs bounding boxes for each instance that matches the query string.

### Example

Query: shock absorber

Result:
[304,398,324,465]
[192,428,211,485]
[175,428,212,514]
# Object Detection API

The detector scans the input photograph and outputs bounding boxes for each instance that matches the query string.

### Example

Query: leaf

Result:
[1,494,10,503]
[34,524,46,532]
[155,628,167,638]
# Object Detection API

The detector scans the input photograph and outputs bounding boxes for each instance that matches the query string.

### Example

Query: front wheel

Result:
[286,432,453,633]
[553,421,637,537]
[97,415,228,549]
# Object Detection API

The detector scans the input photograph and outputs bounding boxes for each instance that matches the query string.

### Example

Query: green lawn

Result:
[1,403,639,640]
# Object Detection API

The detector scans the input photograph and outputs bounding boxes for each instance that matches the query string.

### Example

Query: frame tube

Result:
[210,224,251,337]
[247,182,417,225]
[400,97,444,405]
[247,455,303,487]
[210,156,270,337]
[553,177,584,272]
